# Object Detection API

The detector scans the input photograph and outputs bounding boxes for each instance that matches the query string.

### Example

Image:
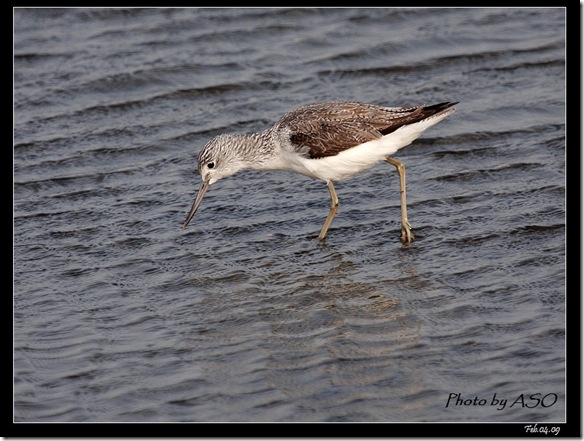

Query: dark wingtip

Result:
[424,102,459,112]
[419,102,458,120]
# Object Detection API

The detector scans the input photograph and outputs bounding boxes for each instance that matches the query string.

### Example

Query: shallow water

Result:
[14,7,565,423]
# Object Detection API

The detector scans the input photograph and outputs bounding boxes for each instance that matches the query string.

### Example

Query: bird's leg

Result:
[318,180,339,240]
[385,158,414,244]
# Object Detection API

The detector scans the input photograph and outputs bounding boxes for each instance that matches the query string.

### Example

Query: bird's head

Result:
[183,134,246,229]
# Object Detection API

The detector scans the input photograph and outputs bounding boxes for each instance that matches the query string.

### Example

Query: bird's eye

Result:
[207,162,215,169]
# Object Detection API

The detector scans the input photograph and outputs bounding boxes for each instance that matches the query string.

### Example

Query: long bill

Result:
[183,179,211,229]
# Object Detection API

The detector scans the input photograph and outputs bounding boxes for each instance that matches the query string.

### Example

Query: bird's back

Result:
[273,101,457,160]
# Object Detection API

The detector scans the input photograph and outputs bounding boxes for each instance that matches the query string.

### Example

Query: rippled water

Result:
[14,8,566,424]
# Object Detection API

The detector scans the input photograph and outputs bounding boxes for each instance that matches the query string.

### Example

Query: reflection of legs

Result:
[318,180,339,240]
[385,158,414,244]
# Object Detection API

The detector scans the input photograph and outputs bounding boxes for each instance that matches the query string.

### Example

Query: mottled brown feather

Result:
[276,101,456,159]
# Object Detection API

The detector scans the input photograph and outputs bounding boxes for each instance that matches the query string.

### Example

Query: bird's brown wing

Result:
[278,101,426,159]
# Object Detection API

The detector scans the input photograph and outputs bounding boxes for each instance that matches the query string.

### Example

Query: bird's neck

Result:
[231,131,274,170]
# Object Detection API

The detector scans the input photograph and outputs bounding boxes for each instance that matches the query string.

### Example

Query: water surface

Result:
[14,7,565,424]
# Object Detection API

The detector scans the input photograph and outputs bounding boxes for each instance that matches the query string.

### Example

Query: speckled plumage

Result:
[275,101,442,159]
[184,100,458,242]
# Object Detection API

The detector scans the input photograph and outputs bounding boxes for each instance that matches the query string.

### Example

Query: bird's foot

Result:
[400,221,414,244]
